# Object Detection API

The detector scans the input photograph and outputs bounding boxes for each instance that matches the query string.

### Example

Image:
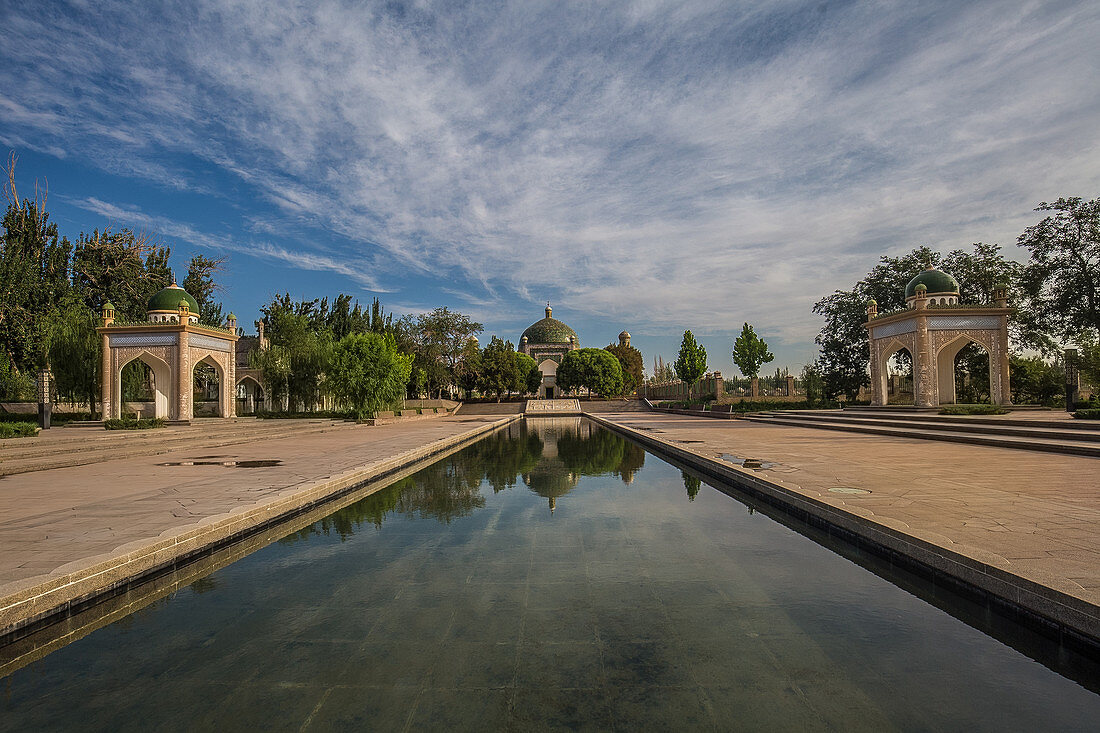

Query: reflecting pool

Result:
[2,418,1099,730]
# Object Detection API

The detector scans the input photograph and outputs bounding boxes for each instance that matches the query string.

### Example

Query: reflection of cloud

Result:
[3,1,1099,349]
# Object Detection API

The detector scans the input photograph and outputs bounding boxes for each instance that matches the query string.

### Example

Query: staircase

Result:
[0,418,356,476]
[742,409,1100,458]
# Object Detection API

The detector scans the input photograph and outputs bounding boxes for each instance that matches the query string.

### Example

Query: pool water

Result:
[2,418,1099,730]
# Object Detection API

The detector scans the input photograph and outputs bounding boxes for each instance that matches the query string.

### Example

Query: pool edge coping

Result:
[584,412,1100,652]
[0,414,522,639]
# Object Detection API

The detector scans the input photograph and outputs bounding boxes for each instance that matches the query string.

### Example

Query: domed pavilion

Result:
[864,266,1012,408]
[519,304,580,399]
[97,281,239,422]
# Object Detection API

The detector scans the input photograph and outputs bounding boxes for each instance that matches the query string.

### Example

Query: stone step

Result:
[756,411,1100,443]
[0,420,340,461]
[0,421,354,476]
[826,408,1100,431]
[743,413,1100,458]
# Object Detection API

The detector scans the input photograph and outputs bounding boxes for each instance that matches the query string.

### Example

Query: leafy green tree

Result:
[182,254,225,325]
[479,336,520,401]
[413,306,483,398]
[674,331,708,398]
[557,348,624,398]
[1009,355,1063,405]
[0,173,72,373]
[605,342,643,395]
[328,332,413,417]
[732,322,774,378]
[514,352,540,396]
[258,295,333,411]
[456,338,482,397]
[1019,197,1100,342]
[48,295,101,411]
[71,227,172,321]
[801,362,824,406]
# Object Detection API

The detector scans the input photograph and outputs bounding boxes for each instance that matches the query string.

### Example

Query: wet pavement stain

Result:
[158,460,283,468]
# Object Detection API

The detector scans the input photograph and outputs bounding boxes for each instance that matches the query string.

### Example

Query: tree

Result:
[732,322,774,378]
[1,153,72,374]
[651,355,676,383]
[515,352,541,396]
[71,227,172,321]
[605,342,643,395]
[1009,355,1062,405]
[674,331,707,399]
[413,307,483,398]
[182,254,226,325]
[48,294,101,412]
[479,336,521,401]
[557,348,624,398]
[259,294,333,411]
[328,332,413,417]
[455,338,482,397]
[1019,197,1100,342]
[801,362,824,407]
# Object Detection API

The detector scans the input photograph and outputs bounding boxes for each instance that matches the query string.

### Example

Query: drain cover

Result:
[828,487,871,495]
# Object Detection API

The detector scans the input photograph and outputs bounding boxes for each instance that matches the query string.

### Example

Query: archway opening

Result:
[236,376,264,415]
[938,339,992,405]
[118,354,171,419]
[193,356,224,417]
[884,347,914,405]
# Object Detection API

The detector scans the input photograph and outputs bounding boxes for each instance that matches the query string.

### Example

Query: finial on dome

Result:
[545,302,553,319]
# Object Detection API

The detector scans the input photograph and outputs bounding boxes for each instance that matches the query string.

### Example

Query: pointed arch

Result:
[117,351,172,419]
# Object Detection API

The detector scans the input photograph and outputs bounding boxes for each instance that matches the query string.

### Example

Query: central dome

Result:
[522,304,578,345]
[905,267,959,299]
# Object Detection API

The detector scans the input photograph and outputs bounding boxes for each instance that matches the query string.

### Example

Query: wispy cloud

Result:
[3,0,1099,361]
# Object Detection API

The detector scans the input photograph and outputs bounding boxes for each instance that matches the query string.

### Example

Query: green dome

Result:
[905,267,959,299]
[147,283,200,313]
[521,305,578,345]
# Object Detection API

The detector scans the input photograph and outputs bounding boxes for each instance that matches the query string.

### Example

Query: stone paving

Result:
[0,415,513,622]
[595,412,1100,609]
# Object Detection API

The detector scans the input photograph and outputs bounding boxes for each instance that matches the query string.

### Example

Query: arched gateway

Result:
[98,282,239,421]
[864,267,1012,408]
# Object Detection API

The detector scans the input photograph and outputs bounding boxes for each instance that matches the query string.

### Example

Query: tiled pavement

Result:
[595,412,1100,608]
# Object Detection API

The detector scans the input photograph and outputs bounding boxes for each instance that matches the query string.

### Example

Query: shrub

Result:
[1072,408,1100,420]
[939,404,1009,415]
[104,417,167,430]
[256,410,354,420]
[0,421,38,438]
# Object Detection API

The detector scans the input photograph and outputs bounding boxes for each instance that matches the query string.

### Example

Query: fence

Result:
[646,372,804,404]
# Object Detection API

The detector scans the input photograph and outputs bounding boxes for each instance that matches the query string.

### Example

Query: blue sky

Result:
[2,0,1099,375]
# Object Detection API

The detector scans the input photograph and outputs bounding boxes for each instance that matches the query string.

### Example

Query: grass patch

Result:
[1072,408,1100,420]
[656,399,836,412]
[104,417,167,430]
[938,404,1009,415]
[0,421,38,438]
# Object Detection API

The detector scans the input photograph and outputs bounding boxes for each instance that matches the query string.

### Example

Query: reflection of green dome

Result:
[905,267,959,299]
[522,305,578,345]
[148,283,200,313]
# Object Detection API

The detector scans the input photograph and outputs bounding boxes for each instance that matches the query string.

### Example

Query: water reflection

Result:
[281,419,646,543]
